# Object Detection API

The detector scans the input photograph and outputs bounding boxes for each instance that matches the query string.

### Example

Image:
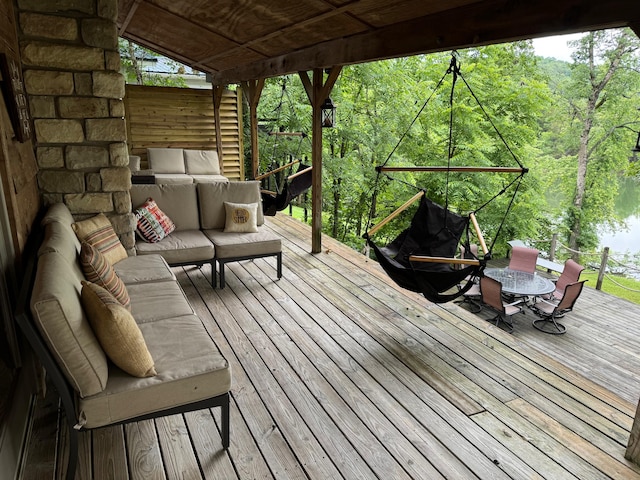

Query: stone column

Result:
[17,0,135,250]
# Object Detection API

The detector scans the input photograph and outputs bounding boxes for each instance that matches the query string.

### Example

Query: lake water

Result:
[598,214,640,254]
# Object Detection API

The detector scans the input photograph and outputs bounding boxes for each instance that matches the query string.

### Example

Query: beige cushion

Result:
[147,148,185,174]
[127,280,195,324]
[76,315,231,429]
[72,213,128,265]
[81,282,156,378]
[129,155,141,172]
[80,242,131,310]
[131,184,200,231]
[204,228,281,259]
[38,219,81,265]
[154,174,194,184]
[134,230,214,265]
[114,254,176,285]
[41,202,76,227]
[223,202,258,233]
[30,252,108,397]
[184,149,220,175]
[198,181,264,229]
[191,175,229,184]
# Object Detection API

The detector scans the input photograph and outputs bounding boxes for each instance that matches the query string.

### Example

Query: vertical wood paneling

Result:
[124,85,244,180]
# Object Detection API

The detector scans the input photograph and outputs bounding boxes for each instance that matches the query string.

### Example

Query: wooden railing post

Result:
[626,399,640,466]
[596,247,609,291]
[549,234,557,262]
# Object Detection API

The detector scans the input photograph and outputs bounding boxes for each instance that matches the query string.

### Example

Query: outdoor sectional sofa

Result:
[145,147,229,184]
[130,180,282,288]
[16,203,232,480]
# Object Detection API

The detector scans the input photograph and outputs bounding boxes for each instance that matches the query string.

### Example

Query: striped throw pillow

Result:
[72,213,128,265]
[80,242,131,310]
[134,198,176,243]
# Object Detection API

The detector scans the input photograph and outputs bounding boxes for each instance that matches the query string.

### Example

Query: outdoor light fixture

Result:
[321,97,336,128]
[634,131,640,153]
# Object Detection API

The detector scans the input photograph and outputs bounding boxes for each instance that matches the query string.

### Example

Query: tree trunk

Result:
[568,32,630,260]
[127,40,144,85]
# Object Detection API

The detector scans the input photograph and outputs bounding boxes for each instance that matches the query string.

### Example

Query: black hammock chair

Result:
[260,161,313,216]
[364,191,493,303]
[364,55,527,304]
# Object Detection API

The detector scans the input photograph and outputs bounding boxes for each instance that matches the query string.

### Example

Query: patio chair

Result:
[456,281,482,312]
[508,245,539,274]
[532,280,586,334]
[479,276,524,333]
[549,259,585,300]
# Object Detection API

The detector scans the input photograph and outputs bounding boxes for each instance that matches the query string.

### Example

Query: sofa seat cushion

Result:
[77,315,231,429]
[114,254,175,285]
[198,181,264,229]
[204,228,281,259]
[184,149,220,175]
[130,184,200,231]
[154,174,194,184]
[30,252,108,397]
[127,280,195,324]
[135,230,214,265]
[190,175,229,184]
[147,148,185,173]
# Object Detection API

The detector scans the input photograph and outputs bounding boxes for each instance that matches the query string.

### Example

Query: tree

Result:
[562,29,640,257]
[118,39,188,87]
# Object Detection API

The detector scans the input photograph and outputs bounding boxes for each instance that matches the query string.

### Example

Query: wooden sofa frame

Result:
[15,233,230,480]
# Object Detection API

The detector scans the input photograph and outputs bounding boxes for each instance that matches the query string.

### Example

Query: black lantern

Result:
[320,97,336,128]
[634,131,640,153]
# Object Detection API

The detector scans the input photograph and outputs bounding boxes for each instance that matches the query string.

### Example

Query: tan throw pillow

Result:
[223,202,258,233]
[72,213,128,265]
[81,281,156,378]
[80,242,131,310]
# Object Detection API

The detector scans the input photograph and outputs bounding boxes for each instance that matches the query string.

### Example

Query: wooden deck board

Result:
[19,214,640,480]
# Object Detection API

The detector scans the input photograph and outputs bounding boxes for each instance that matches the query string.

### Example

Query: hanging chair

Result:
[261,161,313,216]
[364,54,527,304]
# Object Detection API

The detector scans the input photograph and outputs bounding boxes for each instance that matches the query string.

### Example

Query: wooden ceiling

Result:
[117,0,640,86]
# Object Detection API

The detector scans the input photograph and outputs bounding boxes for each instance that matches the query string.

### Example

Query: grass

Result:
[581,270,640,305]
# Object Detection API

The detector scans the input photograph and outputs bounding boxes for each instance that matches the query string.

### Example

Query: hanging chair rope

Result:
[366,53,527,257]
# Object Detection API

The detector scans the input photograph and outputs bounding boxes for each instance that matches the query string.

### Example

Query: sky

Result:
[531,33,584,62]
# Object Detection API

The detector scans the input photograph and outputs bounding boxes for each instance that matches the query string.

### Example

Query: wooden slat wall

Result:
[124,85,244,180]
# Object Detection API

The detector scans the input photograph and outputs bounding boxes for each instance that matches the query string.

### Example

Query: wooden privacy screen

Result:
[124,85,244,180]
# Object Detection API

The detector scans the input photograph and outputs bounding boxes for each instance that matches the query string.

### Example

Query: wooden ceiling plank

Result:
[118,0,141,36]
[194,1,367,68]
[211,0,640,85]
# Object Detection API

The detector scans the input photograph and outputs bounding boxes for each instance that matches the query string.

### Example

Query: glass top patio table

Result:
[484,268,555,296]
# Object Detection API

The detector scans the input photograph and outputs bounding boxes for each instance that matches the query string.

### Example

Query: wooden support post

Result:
[299,66,342,253]
[212,86,225,175]
[596,246,609,291]
[626,398,640,466]
[242,79,264,179]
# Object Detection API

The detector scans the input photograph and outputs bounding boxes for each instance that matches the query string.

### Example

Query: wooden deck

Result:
[20,214,640,479]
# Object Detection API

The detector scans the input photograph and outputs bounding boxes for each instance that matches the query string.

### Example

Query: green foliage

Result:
[118,39,187,88]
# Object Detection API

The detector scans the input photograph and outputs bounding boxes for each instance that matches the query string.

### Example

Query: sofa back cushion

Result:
[147,148,185,174]
[131,184,200,231]
[184,150,220,175]
[38,218,82,265]
[30,252,109,397]
[198,181,264,229]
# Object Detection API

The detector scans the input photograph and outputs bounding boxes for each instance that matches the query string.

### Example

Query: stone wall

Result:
[17,0,135,250]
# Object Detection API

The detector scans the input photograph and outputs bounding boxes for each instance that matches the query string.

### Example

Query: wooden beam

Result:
[378,166,526,173]
[212,86,224,174]
[254,159,300,181]
[211,0,640,85]
[242,78,264,179]
[408,256,481,266]
[365,191,424,237]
